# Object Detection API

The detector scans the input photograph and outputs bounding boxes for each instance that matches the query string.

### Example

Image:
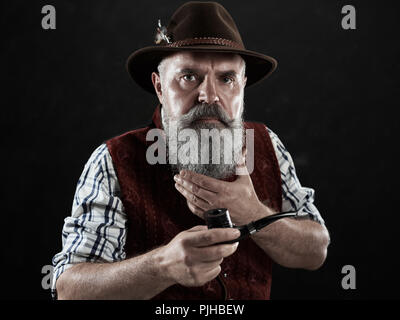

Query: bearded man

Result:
[52,1,330,300]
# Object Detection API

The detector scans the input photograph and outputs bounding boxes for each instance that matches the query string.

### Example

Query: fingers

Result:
[192,242,239,262]
[178,170,226,193]
[186,264,222,287]
[185,227,240,247]
[202,265,222,282]
[187,225,208,232]
[196,262,222,280]
[236,146,247,167]
[235,154,251,177]
[167,227,239,287]
[185,256,224,267]
[175,182,211,211]
[187,200,205,219]
[174,174,217,206]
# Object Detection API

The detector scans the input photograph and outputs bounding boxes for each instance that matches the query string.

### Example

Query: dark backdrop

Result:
[2,0,399,299]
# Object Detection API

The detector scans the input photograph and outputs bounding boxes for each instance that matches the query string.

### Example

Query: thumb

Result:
[235,147,250,178]
[236,147,247,166]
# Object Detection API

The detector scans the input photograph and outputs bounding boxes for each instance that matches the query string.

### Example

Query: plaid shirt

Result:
[51,128,325,298]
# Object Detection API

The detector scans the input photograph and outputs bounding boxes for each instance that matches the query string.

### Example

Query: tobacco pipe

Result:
[204,208,297,244]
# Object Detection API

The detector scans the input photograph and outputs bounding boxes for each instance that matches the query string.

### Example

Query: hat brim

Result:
[126,45,277,94]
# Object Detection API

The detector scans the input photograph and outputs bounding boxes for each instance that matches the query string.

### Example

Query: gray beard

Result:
[162,104,244,179]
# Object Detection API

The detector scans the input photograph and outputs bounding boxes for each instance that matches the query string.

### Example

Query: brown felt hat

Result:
[126,1,277,94]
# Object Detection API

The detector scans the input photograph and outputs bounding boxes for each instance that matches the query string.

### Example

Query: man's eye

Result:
[222,77,234,84]
[183,74,196,81]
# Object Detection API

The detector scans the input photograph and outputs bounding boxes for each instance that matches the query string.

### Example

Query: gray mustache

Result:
[178,103,236,128]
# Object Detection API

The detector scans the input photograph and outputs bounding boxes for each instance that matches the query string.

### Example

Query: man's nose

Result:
[197,76,220,104]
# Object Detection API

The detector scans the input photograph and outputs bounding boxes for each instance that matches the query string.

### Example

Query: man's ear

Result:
[151,72,163,103]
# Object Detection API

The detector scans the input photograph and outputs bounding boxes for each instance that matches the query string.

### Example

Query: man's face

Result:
[151,52,247,179]
[152,51,247,122]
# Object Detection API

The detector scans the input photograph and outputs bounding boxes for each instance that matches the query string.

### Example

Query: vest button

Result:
[223,273,228,278]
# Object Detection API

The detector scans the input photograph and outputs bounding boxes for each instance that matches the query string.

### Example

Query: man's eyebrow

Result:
[177,68,199,74]
[176,68,241,77]
[217,70,239,78]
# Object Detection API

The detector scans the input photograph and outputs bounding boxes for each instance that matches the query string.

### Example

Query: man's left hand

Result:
[173,164,271,226]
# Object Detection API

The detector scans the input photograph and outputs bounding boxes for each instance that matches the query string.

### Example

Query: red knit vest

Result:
[106,105,282,300]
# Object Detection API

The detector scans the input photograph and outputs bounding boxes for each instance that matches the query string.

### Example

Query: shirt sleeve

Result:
[51,144,128,298]
[267,128,325,226]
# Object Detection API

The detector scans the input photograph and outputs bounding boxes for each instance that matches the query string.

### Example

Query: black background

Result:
[2,0,399,300]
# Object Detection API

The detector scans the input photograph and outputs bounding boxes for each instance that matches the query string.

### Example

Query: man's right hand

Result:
[157,225,240,287]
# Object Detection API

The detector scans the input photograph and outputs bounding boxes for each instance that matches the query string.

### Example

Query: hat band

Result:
[166,37,243,49]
